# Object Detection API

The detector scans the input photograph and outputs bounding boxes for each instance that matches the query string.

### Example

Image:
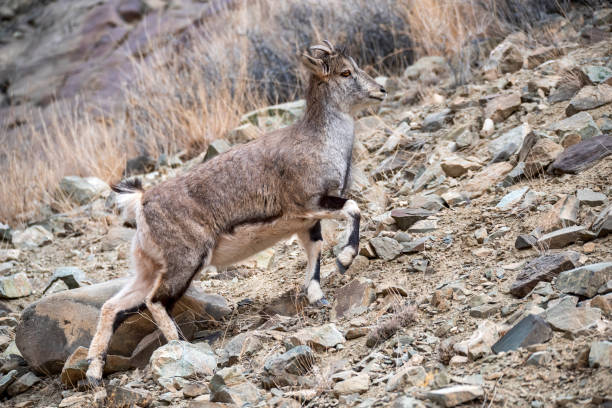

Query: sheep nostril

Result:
[380,87,387,94]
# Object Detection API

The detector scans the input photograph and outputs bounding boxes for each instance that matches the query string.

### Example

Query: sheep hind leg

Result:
[86,279,151,386]
[145,275,179,342]
[298,221,328,306]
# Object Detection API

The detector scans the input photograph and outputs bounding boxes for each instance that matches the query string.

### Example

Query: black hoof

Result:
[336,258,348,274]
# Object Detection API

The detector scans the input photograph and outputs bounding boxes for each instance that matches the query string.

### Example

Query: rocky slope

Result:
[0,6,612,408]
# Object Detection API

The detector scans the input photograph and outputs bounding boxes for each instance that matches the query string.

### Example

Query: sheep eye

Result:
[341,70,351,77]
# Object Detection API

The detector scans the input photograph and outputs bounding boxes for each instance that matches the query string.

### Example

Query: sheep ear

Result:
[301,53,329,78]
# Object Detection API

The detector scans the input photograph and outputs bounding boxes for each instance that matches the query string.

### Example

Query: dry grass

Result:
[0,0,582,226]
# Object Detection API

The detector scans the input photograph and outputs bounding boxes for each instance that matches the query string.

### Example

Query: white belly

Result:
[210,218,315,267]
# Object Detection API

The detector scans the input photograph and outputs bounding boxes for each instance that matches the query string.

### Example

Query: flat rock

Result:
[536,225,593,249]
[369,237,402,261]
[422,109,451,132]
[60,346,131,386]
[425,385,484,407]
[221,332,262,366]
[59,176,110,205]
[538,194,579,233]
[393,396,426,408]
[408,219,437,233]
[6,371,40,396]
[150,340,216,382]
[549,135,612,174]
[410,194,445,211]
[588,341,612,368]
[0,370,18,395]
[576,188,607,207]
[501,162,526,186]
[225,123,262,145]
[11,226,53,249]
[333,373,369,396]
[463,162,513,198]
[331,278,376,321]
[485,93,521,122]
[545,297,601,335]
[555,262,612,298]
[488,124,528,161]
[44,267,87,293]
[469,303,501,318]
[16,278,230,374]
[484,33,525,78]
[386,365,427,391]
[106,385,152,408]
[492,314,552,353]
[515,234,537,249]
[496,187,529,210]
[590,204,612,237]
[454,320,501,359]
[0,272,33,299]
[441,157,481,178]
[523,138,564,177]
[402,237,429,254]
[526,351,551,366]
[289,324,345,352]
[0,249,20,262]
[241,99,305,128]
[583,65,612,84]
[550,111,602,140]
[510,252,580,298]
[390,208,434,230]
[203,139,231,162]
[566,84,612,116]
[262,346,315,388]
[210,367,261,406]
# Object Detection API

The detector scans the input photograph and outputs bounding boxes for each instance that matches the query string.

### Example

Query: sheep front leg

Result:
[298,221,327,306]
[315,196,361,274]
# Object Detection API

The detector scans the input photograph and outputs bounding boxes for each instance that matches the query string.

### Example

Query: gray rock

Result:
[536,225,593,249]
[485,92,521,122]
[496,187,529,210]
[11,226,53,249]
[469,303,501,318]
[289,324,345,352]
[0,262,12,274]
[225,123,262,144]
[422,109,451,132]
[492,314,552,353]
[106,385,153,408]
[241,99,305,127]
[425,385,484,407]
[550,112,602,141]
[566,84,612,116]
[222,332,262,366]
[501,162,526,186]
[16,279,230,374]
[333,373,369,396]
[0,370,18,395]
[549,135,612,175]
[386,365,427,391]
[203,139,231,162]
[488,124,528,161]
[44,266,87,293]
[440,157,481,177]
[526,351,551,366]
[393,396,426,408]
[402,237,429,254]
[150,340,216,382]
[483,33,525,78]
[7,371,40,396]
[408,219,438,233]
[264,345,315,376]
[410,194,445,211]
[0,272,33,299]
[590,204,612,237]
[538,194,579,233]
[59,176,110,205]
[390,208,434,230]
[583,65,612,84]
[545,297,601,335]
[510,252,580,298]
[588,341,611,368]
[555,263,612,298]
[331,278,376,321]
[576,188,607,207]
[412,163,444,193]
[210,366,261,406]
[369,237,402,261]
[403,56,448,80]
[514,234,538,249]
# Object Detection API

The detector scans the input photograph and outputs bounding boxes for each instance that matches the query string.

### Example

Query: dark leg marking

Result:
[319,196,348,210]
[112,304,147,332]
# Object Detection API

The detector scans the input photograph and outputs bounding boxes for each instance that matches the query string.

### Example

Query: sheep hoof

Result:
[335,258,348,274]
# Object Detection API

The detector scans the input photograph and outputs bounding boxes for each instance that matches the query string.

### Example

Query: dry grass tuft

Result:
[365,303,417,347]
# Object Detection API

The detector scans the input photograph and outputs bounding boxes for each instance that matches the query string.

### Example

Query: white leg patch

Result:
[343,200,360,218]
[307,280,324,304]
[337,246,356,267]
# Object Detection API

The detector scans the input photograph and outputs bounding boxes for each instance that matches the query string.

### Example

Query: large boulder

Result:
[16,278,230,375]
